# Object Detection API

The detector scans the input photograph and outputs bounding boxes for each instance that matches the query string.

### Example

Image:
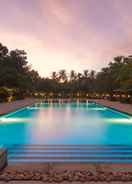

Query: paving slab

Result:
[0,98,40,115]
[0,182,132,184]
[94,99,132,115]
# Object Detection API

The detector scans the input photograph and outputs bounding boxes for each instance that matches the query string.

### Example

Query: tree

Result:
[69,70,77,82]
[118,56,132,90]
[0,42,132,101]
[51,71,58,81]
[0,43,8,58]
[58,70,67,83]
[83,70,89,79]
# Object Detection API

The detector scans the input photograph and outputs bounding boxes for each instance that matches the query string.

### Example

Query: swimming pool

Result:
[1,102,132,163]
[0,102,132,145]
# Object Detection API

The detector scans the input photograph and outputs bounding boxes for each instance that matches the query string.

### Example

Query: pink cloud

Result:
[0,0,132,76]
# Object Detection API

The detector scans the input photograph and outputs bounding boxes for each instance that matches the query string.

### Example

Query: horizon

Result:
[0,0,132,77]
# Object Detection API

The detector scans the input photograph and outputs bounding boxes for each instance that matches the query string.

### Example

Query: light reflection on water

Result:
[0,103,132,146]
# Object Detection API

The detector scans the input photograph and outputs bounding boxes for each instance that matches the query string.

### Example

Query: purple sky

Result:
[0,0,132,76]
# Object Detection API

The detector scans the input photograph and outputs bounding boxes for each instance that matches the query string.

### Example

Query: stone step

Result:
[7,144,132,164]
[9,144,132,147]
[8,155,132,161]
[8,158,132,164]
[8,147,132,151]
[7,144,132,148]
[8,151,132,155]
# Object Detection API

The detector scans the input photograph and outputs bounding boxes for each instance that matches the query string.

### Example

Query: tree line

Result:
[0,42,132,101]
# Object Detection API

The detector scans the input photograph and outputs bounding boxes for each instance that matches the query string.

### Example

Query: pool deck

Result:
[93,99,132,115]
[2,162,132,183]
[0,182,131,184]
[0,98,40,115]
[0,98,132,116]
[1,163,132,183]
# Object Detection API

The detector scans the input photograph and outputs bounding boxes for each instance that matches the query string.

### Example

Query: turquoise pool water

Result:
[0,102,132,146]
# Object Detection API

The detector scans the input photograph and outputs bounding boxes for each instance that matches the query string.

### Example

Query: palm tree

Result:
[69,70,77,82]
[51,71,58,81]
[77,72,82,80]
[89,70,95,80]
[58,70,67,83]
[83,70,89,79]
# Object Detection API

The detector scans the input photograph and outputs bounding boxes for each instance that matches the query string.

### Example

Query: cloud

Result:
[0,0,132,76]
[39,0,74,26]
[46,0,73,25]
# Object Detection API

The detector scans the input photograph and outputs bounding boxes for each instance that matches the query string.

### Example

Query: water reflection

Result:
[0,103,132,145]
[27,104,108,144]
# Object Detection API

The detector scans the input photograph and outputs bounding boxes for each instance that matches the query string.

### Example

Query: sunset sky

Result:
[0,0,132,76]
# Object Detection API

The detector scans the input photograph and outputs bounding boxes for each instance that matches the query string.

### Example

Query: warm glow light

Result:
[1,115,132,126]
[106,118,132,124]
[0,1,132,76]
[28,107,106,111]
[0,118,32,123]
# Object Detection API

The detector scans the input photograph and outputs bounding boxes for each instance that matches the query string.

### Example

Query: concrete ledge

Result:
[6,162,132,173]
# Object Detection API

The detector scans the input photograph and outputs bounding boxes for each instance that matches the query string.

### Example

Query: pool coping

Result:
[5,162,132,173]
[0,103,33,117]
[0,99,40,117]
[1,100,132,118]
[94,101,132,117]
